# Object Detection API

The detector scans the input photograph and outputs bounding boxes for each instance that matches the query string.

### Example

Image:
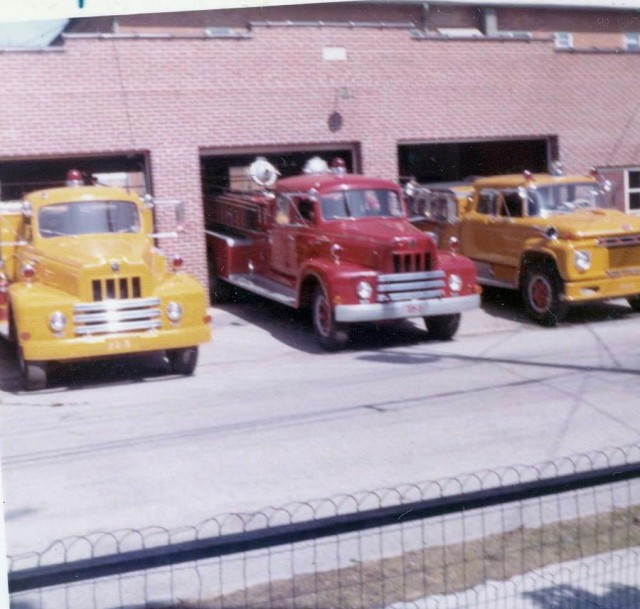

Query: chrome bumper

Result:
[335,294,480,323]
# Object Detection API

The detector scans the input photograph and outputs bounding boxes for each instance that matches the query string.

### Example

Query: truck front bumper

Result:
[335,294,480,323]
[21,324,211,362]
[563,273,640,303]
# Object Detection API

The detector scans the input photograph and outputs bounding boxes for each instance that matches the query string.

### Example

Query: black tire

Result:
[167,346,199,375]
[209,274,234,304]
[18,348,48,391]
[627,295,640,312]
[312,285,349,351]
[521,261,567,326]
[424,314,461,341]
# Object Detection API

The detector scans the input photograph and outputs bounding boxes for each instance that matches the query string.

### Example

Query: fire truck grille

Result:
[599,240,640,271]
[92,277,142,301]
[72,297,162,336]
[377,270,446,302]
[392,252,431,273]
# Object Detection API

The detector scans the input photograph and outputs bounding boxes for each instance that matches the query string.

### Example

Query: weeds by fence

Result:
[8,444,640,609]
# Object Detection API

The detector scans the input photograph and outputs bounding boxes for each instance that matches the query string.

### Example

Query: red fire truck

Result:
[204,157,480,349]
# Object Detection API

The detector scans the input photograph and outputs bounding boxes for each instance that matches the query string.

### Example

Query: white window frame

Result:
[625,168,640,214]
[624,33,640,51]
[554,32,573,49]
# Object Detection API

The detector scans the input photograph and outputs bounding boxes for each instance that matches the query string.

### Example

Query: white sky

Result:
[0,0,638,46]
[1,0,639,23]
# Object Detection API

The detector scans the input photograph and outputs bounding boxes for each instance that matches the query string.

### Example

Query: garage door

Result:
[200,145,359,196]
[398,138,554,184]
[0,153,149,199]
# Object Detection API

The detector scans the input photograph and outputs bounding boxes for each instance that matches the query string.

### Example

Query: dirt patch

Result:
[181,504,640,609]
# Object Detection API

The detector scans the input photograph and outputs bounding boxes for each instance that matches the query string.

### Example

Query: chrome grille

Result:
[377,270,445,302]
[597,234,640,248]
[73,297,161,336]
[392,252,431,273]
[597,236,640,271]
[92,276,142,301]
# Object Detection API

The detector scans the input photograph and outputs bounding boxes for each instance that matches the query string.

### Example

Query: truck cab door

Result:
[459,189,500,261]
[459,189,507,284]
[270,195,301,277]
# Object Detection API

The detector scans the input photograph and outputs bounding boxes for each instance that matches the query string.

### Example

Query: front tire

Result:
[19,348,48,391]
[521,261,567,326]
[167,347,199,375]
[424,314,461,341]
[312,285,349,351]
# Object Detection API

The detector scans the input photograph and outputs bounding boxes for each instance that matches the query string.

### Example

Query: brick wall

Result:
[1,25,639,287]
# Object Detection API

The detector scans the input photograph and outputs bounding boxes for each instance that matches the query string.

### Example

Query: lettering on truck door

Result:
[270,194,298,277]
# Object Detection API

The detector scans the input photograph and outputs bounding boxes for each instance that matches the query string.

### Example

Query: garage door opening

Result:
[0,154,150,199]
[398,138,554,184]
[200,146,358,196]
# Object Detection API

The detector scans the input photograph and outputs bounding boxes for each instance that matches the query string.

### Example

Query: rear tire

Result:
[424,314,461,341]
[167,347,199,375]
[312,285,349,351]
[209,274,234,304]
[627,295,640,312]
[19,348,48,391]
[521,261,567,326]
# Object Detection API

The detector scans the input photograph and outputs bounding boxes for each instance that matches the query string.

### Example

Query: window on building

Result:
[624,33,640,51]
[627,169,640,212]
[554,32,573,49]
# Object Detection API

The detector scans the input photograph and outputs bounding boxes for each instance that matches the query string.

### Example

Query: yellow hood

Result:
[537,210,640,240]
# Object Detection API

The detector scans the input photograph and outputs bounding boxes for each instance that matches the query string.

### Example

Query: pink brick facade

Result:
[1,7,640,288]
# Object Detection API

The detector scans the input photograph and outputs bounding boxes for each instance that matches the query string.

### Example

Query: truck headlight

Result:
[166,301,183,322]
[49,311,67,333]
[448,274,463,293]
[356,281,373,301]
[573,250,592,272]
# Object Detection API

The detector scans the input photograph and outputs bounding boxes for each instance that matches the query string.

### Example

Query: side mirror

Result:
[148,198,186,238]
[22,201,33,218]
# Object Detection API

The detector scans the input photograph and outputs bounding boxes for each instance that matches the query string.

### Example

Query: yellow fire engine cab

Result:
[0,170,211,390]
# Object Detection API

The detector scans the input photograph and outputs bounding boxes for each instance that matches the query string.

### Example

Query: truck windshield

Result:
[38,201,141,238]
[320,189,404,220]
[527,183,609,217]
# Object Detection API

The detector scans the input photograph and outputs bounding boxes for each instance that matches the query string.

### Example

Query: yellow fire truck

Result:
[0,170,211,390]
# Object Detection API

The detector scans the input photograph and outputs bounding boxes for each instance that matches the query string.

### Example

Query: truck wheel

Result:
[167,347,199,375]
[424,314,461,341]
[210,274,233,304]
[522,262,567,326]
[312,285,349,351]
[627,295,640,312]
[18,348,48,391]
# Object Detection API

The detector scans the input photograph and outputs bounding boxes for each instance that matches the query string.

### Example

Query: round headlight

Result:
[49,311,67,333]
[574,250,592,272]
[448,274,463,293]
[21,263,36,281]
[166,301,183,322]
[356,281,373,301]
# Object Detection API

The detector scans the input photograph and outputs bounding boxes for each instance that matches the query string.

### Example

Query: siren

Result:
[303,156,330,175]
[330,157,347,176]
[66,169,84,187]
[248,157,280,188]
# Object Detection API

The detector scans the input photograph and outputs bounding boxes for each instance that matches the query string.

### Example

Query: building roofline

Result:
[369,0,639,8]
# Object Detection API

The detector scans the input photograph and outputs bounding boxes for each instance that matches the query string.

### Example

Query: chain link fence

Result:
[8,444,640,609]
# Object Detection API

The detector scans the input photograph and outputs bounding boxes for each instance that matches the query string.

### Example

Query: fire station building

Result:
[1,1,639,288]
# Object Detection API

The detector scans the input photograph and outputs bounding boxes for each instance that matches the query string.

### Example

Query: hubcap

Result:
[315,293,331,337]
[529,275,552,313]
